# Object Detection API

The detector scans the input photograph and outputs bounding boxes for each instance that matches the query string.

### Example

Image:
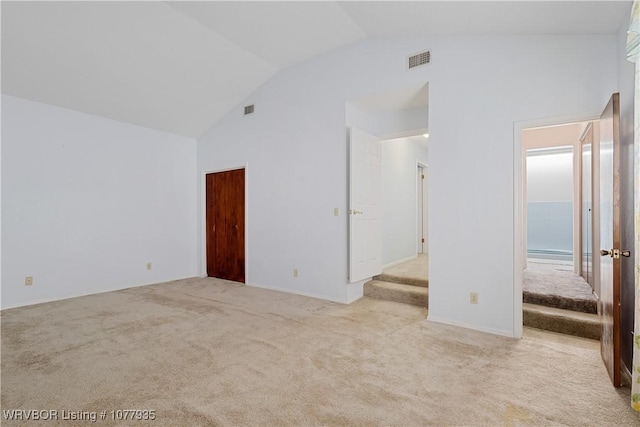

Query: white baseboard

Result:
[1,275,197,310]
[427,315,517,339]
[246,282,351,304]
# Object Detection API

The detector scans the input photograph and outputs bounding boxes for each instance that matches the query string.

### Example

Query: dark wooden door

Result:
[598,93,621,386]
[206,169,245,283]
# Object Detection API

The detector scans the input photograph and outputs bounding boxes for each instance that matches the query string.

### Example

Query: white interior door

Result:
[417,166,424,254]
[417,165,428,254]
[349,127,382,282]
[421,165,428,254]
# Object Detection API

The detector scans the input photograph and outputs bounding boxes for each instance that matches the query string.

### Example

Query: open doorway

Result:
[526,145,575,266]
[367,133,429,306]
[380,134,428,269]
[520,120,599,338]
[516,94,631,387]
[346,82,429,308]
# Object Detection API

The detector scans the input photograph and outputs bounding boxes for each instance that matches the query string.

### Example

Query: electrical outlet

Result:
[470,292,478,304]
[334,208,339,216]
[25,276,33,286]
[293,268,299,277]
[146,262,152,270]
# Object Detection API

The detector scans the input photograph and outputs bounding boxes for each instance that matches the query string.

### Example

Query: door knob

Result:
[601,249,632,258]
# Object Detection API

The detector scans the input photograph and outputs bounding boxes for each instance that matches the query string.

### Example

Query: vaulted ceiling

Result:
[1,1,631,138]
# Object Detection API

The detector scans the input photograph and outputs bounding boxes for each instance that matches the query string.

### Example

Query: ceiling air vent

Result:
[408,51,430,70]
[244,104,255,115]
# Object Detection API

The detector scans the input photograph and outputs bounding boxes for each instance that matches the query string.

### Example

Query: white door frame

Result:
[513,113,599,339]
[199,164,249,282]
[416,162,428,255]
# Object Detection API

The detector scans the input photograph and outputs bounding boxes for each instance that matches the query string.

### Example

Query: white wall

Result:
[198,34,618,336]
[381,137,428,266]
[1,95,198,309]
[526,150,575,257]
[369,107,429,139]
[526,151,574,203]
[345,104,428,139]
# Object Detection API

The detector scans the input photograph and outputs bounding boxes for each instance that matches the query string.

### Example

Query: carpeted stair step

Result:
[373,273,428,288]
[523,291,596,314]
[364,280,428,307]
[523,303,600,340]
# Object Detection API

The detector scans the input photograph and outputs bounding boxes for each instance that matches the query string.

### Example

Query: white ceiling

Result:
[167,2,366,70]
[340,1,631,37]
[1,1,631,138]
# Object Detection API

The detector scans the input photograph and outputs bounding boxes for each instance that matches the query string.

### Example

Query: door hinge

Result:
[421,174,425,179]
[421,238,425,243]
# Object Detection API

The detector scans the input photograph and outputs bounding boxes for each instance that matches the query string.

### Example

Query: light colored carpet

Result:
[363,280,428,307]
[524,260,597,313]
[377,254,429,287]
[523,303,600,340]
[2,277,638,426]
